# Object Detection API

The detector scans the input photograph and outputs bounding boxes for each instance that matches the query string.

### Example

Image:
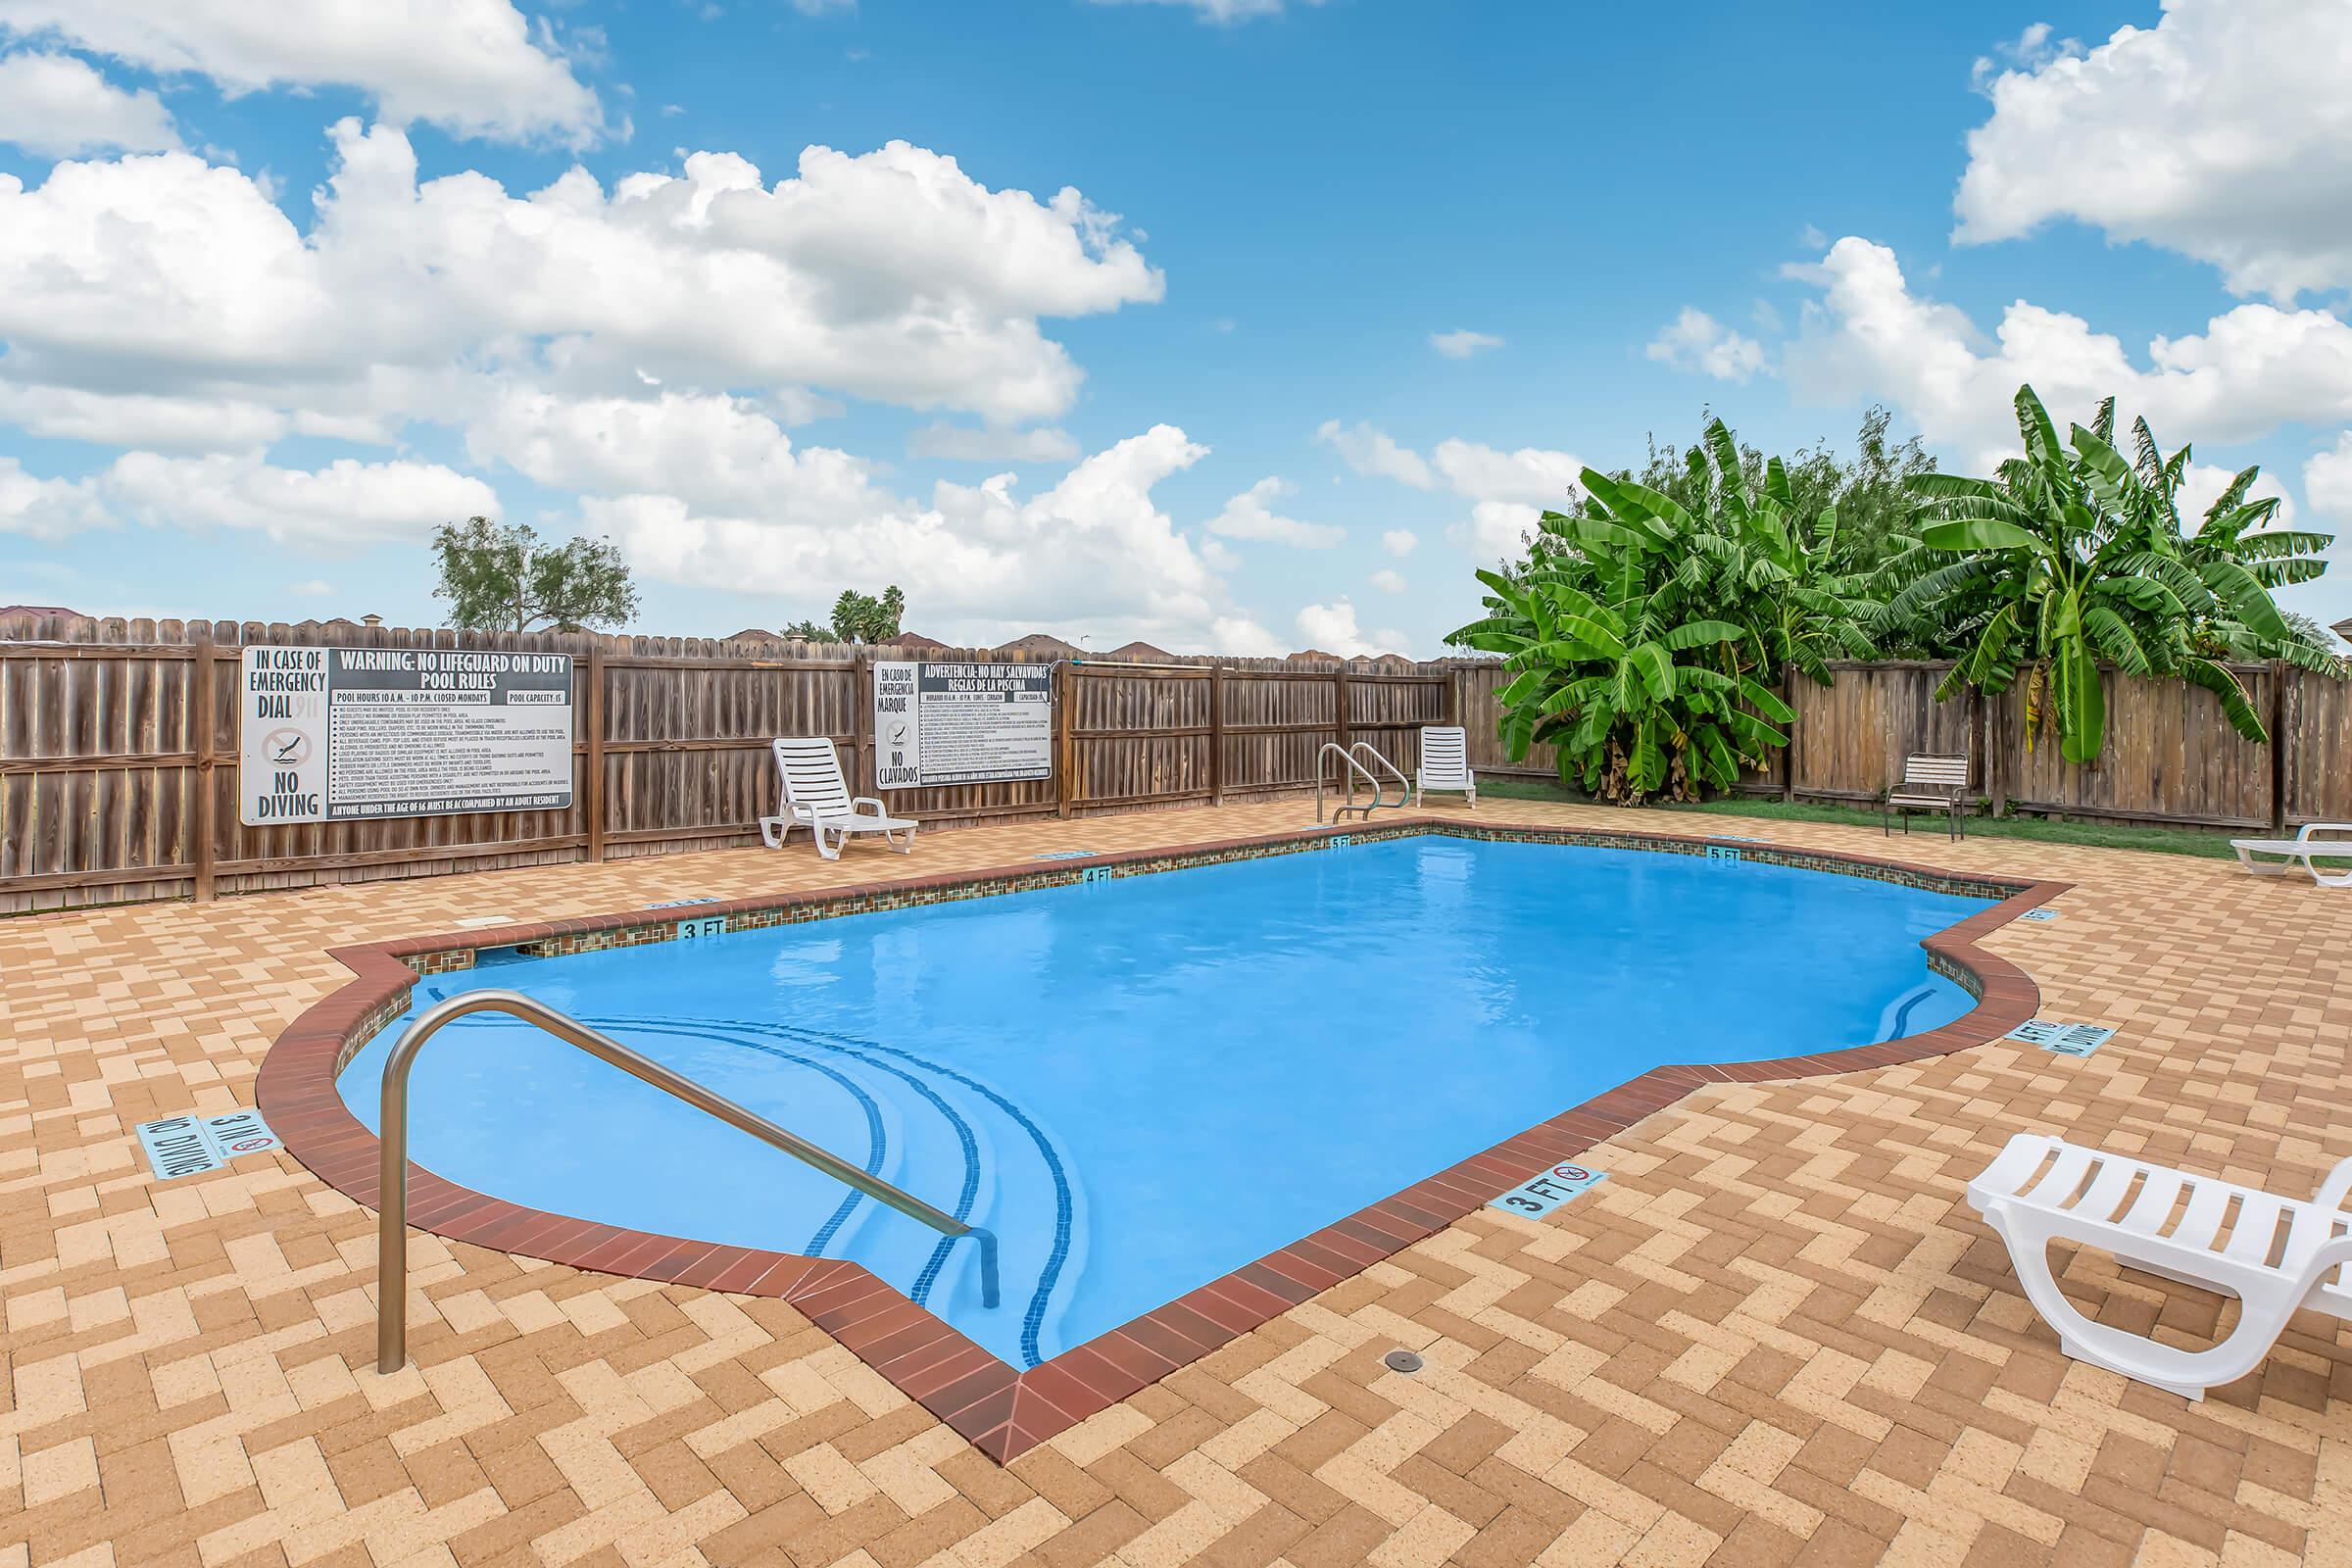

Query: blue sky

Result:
[2,0,2347,653]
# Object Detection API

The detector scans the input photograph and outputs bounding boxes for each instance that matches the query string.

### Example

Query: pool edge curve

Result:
[256,815,2067,1464]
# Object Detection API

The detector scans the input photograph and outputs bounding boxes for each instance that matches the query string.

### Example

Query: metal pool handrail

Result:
[1316,741,1397,823]
[1349,742,1410,806]
[373,987,1000,1374]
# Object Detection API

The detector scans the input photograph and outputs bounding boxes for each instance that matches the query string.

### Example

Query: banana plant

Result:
[2082,405,2340,674]
[1899,385,2331,764]
[1452,450,1801,804]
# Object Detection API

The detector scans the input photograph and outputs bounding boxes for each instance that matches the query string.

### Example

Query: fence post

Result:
[852,648,873,799]
[1779,666,1796,804]
[1333,667,1350,757]
[1055,661,1074,819]
[1209,663,1226,808]
[2271,659,2289,835]
[584,645,607,862]
[1981,681,2007,818]
[191,623,218,903]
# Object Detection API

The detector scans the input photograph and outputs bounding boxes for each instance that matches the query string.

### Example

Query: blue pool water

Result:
[342,836,1989,1366]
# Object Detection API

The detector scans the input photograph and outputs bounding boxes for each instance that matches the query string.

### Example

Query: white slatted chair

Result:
[1884,753,1970,840]
[1967,1133,2352,1399]
[758,738,917,859]
[1415,726,1477,809]
[2228,823,2352,888]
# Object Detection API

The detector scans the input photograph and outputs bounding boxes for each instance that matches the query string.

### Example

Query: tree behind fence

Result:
[0,613,1463,911]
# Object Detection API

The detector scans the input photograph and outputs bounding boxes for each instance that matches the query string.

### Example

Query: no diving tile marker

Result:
[1033,849,1101,860]
[1490,1161,1609,1219]
[2006,1019,2115,1056]
[2020,907,2061,922]
[137,1110,281,1181]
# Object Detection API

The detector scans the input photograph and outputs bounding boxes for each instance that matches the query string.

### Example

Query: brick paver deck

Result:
[4,797,2349,1567]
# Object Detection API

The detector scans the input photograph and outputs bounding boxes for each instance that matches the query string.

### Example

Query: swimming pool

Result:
[336,833,1994,1369]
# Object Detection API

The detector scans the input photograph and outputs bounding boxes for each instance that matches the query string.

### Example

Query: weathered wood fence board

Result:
[1462,655,2344,832]
[0,616,1465,911]
[10,611,2346,914]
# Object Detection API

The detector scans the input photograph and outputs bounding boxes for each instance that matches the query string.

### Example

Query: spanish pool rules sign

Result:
[873,662,1054,789]
[238,646,573,825]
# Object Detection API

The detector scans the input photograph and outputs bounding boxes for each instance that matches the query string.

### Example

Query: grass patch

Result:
[1474,772,2242,859]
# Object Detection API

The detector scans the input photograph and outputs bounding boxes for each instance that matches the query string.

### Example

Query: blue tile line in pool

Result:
[411,1000,1081,1366]
[603,1013,1076,1368]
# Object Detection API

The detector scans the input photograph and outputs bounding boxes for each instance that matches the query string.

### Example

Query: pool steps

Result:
[369,988,1003,1374]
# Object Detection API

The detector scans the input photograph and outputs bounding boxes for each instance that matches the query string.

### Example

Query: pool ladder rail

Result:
[372,988,1001,1375]
[1317,741,1409,824]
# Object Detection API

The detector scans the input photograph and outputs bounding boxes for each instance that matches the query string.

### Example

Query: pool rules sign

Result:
[238,646,574,825]
[873,661,1054,789]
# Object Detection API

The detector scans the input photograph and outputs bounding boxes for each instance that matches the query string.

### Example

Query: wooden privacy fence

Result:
[0,613,1467,912]
[1465,657,2352,832]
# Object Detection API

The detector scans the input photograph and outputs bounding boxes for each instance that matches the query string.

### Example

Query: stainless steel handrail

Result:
[374,988,1000,1374]
[1349,742,1410,808]
[1316,742,1383,823]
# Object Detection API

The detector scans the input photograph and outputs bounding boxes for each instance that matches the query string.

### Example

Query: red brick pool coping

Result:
[257,816,2065,1463]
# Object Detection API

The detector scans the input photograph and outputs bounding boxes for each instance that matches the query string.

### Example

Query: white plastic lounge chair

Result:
[1415,726,1477,809]
[757,738,917,859]
[1884,754,1969,840]
[1967,1132,2352,1399]
[2228,823,2352,888]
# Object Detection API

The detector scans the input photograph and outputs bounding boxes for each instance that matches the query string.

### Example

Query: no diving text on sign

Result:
[1489,1162,1609,1218]
[874,661,1054,789]
[137,1110,281,1181]
[239,646,574,825]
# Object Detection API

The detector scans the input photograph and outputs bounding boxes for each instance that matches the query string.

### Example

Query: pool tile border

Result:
[257,815,2066,1463]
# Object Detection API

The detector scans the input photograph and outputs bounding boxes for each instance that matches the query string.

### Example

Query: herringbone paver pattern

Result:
[4,797,2349,1567]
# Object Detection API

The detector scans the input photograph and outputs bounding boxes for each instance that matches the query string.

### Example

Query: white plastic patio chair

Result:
[757,738,917,859]
[1416,726,1477,809]
[1966,1132,2352,1399]
[2227,823,2352,888]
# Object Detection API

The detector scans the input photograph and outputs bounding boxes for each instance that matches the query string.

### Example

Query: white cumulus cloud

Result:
[0,0,607,145]
[1783,235,2352,466]
[0,123,1164,447]
[1430,438,1584,508]
[1954,0,2352,299]
[100,451,500,551]
[0,51,179,157]
[1317,422,1584,564]
[1369,567,1406,593]
[1317,418,1434,489]
[1203,476,1344,548]
[1430,328,1502,360]
[2306,433,2352,522]
[1645,307,1768,381]
[597,424,1265,651]
[1083,0,1322,23]
[0,457,109,539]
[1380,527,1417,557]
[906,423,1081,463]
[1294,598,1408,659]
